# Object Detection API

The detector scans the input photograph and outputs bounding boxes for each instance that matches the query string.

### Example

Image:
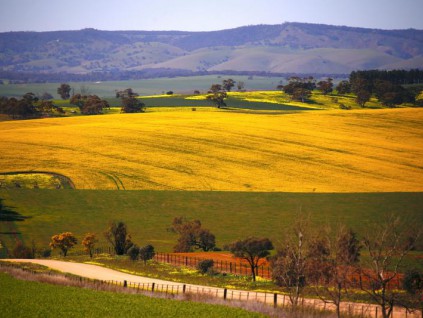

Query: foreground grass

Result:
[0,271,268,318]
[0,108,422,192]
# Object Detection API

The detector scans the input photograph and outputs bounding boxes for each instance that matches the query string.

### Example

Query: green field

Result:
[0,272,264,318]
[1,190,422,253]
[0,75,286,98]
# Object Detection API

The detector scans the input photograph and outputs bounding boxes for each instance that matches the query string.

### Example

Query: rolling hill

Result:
[0,22,422,75]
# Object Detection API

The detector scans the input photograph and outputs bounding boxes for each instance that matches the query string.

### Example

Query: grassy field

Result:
[0,272,265,318]
[0,107,422,192]
[0,75,286,98]
[1,190,422,252]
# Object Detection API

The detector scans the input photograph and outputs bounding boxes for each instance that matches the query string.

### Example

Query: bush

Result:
[127,245,140,261]
[197,259,214,274]
[12,241,33,259]
[139,244,155,264]
[40,248,51,258]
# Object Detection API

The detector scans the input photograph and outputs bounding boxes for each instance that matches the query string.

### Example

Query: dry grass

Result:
[0,107,422,192]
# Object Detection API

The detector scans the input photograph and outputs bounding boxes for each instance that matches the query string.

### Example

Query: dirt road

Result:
[4,259,421,318]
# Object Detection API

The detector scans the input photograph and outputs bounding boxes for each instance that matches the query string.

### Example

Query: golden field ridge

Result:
[0,107,422,192]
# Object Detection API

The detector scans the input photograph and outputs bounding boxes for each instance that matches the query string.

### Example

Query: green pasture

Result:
[0,272,264,318]
[1,190,422,254]
[0,75,285,98]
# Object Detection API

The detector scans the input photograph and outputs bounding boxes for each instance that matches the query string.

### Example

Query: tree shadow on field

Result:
[0,198,31,222]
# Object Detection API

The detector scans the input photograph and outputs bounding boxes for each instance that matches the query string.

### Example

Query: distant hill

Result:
[0,23,422,76]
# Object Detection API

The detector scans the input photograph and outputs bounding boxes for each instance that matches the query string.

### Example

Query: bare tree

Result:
[308,225,361,318]
[358,216,421,318]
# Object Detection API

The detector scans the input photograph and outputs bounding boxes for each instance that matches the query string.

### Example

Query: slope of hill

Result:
[0,23,422,75]
[0,108,422,192]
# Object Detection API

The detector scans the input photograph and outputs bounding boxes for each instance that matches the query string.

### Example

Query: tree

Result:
[81,233,98,258]
[57,83,71,100]
[336,80,351,95]
[228,237,273,282]
[355,90,372,107]
[206,84,227,108]
[70,94,108,115]
[237,81,245,91]
[121,96,146,113]
[104,221,131,255]
[49,232,77,257]
[271,215,311,306]
[169,217,216,252]
[308,226,361,318]
[282,77,315,102]
[139,244,155,264]
[222,78,236,92]
[127,245,140,261]
[317,78,333,95]
[116,88,138,99]
[358,216,421,318]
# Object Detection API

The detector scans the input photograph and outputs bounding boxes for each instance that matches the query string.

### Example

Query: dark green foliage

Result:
[197,259,214,274]
[121,96,146,113]
[282,77,315,102]
[70,94,109,114]
[207,84,227,108]
[57,83,71,99]
[127,245,140,261]
[317,78,333,95]
[336,80,351,95]
[12,241,34,259]
[228,237,273,281]
[403,270,422,295]
[139,244,155,264]
[104,221,130,255]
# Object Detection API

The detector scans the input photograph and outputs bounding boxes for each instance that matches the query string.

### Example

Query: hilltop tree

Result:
[169,217,216,252]
[49,232,77,257]
[81,233,98,258]
[116,88,138,99]
[228,237,273,282]
[57,83,71,100]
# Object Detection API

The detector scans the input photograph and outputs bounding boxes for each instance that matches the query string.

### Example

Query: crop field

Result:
[0,107,422,192]
[0,272,264,318]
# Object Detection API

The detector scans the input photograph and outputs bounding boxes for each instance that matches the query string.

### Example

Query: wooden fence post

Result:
[152,283,155,292]
[274,293,278,308]
[123,280,127,288]
[183,284,186,293]
[223,288,227,300]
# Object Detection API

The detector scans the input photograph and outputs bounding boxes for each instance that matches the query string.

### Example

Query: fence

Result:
[0,262,421,318]
[154,252,272,279]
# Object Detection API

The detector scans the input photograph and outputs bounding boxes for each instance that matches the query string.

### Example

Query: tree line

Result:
[6,211,422,318]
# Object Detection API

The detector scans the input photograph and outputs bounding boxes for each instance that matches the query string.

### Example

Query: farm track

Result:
[4,259,420,318]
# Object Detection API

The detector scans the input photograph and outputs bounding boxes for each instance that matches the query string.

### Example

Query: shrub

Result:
[139,244,155,264]
[127,245,140,261]
[12,241,33,259]
[197,259,214,274]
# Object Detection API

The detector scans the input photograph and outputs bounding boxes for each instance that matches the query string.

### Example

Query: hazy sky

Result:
[0,0,422,32]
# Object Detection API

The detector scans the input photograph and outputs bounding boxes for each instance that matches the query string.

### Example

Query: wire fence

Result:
[0,262,421,318]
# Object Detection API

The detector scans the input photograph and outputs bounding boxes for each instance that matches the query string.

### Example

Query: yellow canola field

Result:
[0,108,422,192]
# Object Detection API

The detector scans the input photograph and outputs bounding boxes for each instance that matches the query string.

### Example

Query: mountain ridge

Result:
[0,22,422,75]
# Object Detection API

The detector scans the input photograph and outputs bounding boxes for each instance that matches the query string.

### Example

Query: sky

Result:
[0,0,422,32]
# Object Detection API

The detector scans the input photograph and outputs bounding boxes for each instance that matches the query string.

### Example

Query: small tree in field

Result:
[104,221,131,255]
[169,217,216,252]
[228,237,273,282]
[49,232,77,257]
[81,233,98,258]
[139,244,155,264]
